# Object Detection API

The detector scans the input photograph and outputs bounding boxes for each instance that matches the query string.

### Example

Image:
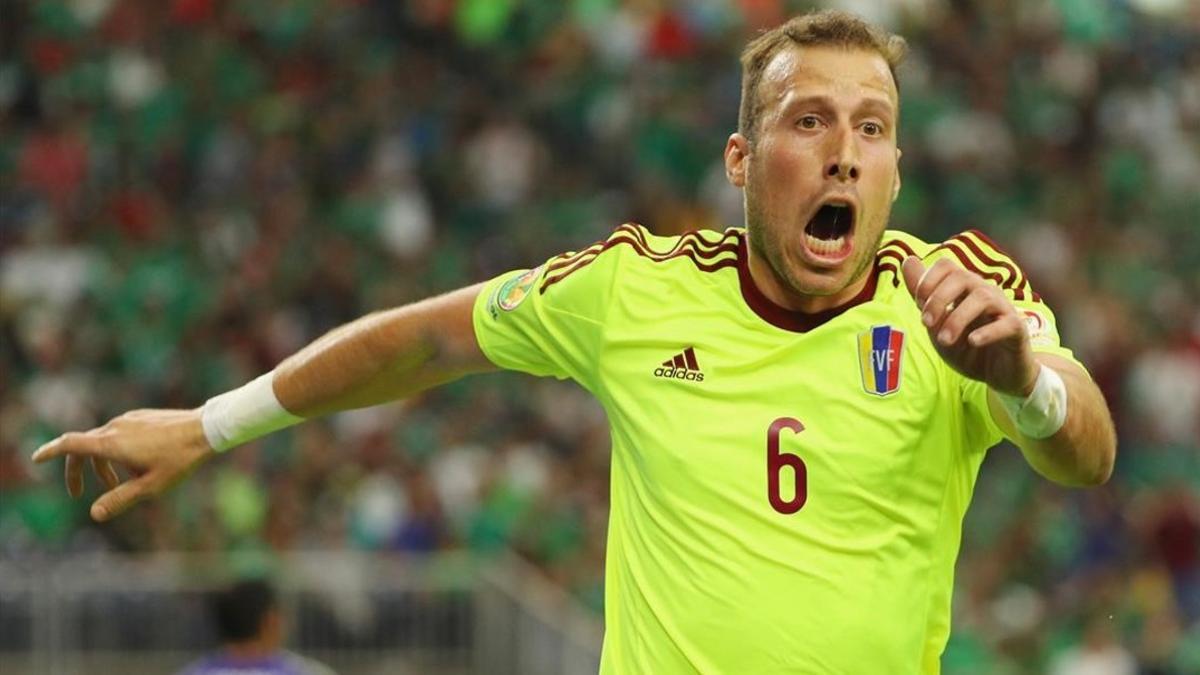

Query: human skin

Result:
[724,44,1113,485]
[31,47,1114,522]
[724,45,902,314]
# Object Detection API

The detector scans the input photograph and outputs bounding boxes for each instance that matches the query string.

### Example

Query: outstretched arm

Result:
[31,284,494,521]
[274,283,493,416]
[901,256,1116,487]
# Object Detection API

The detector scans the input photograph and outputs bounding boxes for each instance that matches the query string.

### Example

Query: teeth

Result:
[804,233,846,256]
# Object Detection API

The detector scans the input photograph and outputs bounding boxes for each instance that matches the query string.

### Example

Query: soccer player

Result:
[33,10,1116,674]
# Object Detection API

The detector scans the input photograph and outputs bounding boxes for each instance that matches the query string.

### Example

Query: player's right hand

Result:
[31,409,215,522]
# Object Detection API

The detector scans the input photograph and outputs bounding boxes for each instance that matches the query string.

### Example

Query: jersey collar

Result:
[735,231,879,333]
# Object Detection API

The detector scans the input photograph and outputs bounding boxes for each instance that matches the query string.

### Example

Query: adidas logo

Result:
[654,347,705,382]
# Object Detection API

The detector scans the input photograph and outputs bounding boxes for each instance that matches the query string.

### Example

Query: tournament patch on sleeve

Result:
[486,265,543,320]
[1020,308,1055,347]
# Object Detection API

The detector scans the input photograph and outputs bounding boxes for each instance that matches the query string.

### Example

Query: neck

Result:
[745,242,872,314]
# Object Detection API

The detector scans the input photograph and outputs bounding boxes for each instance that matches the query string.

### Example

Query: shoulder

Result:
[873,229,933,291]
[875,228,1037,301]
[538,223,741,294]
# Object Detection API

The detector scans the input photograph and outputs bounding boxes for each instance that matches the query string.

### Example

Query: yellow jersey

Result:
[472,224,1081,674]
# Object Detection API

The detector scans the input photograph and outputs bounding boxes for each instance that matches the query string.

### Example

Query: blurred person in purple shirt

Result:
[178,579,334,675]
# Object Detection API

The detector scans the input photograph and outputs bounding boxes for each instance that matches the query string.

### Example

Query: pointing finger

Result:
[901,256,926,300]
[91,478,150,522]
[903,257,959,310]
[32,431,108,464]
[31,429,117,461]
[66,454,84,498]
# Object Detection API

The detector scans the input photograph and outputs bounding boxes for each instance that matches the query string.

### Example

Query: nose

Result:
[824,127,860,182]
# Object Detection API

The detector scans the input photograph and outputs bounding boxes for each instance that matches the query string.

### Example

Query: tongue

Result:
[807,205,846,240]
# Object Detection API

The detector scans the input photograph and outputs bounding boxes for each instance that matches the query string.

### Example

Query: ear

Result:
[892,147,903,202]
[724,133,751,188]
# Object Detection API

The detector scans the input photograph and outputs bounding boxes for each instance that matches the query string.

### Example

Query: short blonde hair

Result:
[738,10,908,142]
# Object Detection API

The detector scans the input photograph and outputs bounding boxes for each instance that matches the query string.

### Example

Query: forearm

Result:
[990,354,1117,487]
[29,286,497,521]
[273,284,494,418]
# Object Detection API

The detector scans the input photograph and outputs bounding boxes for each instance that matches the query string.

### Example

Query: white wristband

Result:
[994,364,1068,440]
[201,372,304,453]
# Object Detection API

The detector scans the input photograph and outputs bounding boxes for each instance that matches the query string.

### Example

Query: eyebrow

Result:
[779,94,896,120]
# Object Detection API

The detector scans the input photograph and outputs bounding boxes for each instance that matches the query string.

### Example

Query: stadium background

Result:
[1,0,1198,673]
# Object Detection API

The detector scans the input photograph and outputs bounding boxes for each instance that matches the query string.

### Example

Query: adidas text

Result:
[654,366,705,382]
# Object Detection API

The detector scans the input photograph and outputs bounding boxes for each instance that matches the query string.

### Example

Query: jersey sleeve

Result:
[472,231,624,390]
[923,230,1083,362]
[926,230,1087,446]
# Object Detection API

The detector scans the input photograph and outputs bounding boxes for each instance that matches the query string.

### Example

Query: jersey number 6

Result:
[767,417,808,514]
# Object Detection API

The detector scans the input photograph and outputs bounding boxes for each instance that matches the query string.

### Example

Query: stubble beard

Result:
[744,180,889,302]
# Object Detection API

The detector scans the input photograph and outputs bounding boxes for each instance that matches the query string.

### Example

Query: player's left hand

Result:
[901,256,1039,397]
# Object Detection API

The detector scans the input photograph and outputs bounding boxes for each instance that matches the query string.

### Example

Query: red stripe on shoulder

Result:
[876,239,923,287]
[539,226,738,294]
[675,232,737,257]
[965,229,1010,255]
[540,252,602,291]
[544,223,645,274]
[878,260,902,286]
[546,241,606,274]
[962,230,1040,302]
[933,240,1009,289]
[624,225,739,260]
[875,246,907,287]
[949,232,1027,300]
[882,238,918,258]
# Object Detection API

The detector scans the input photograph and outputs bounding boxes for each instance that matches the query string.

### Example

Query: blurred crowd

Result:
[2,0,1198,672]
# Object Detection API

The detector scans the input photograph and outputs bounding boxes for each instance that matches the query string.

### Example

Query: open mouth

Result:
[802,200,856,258]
